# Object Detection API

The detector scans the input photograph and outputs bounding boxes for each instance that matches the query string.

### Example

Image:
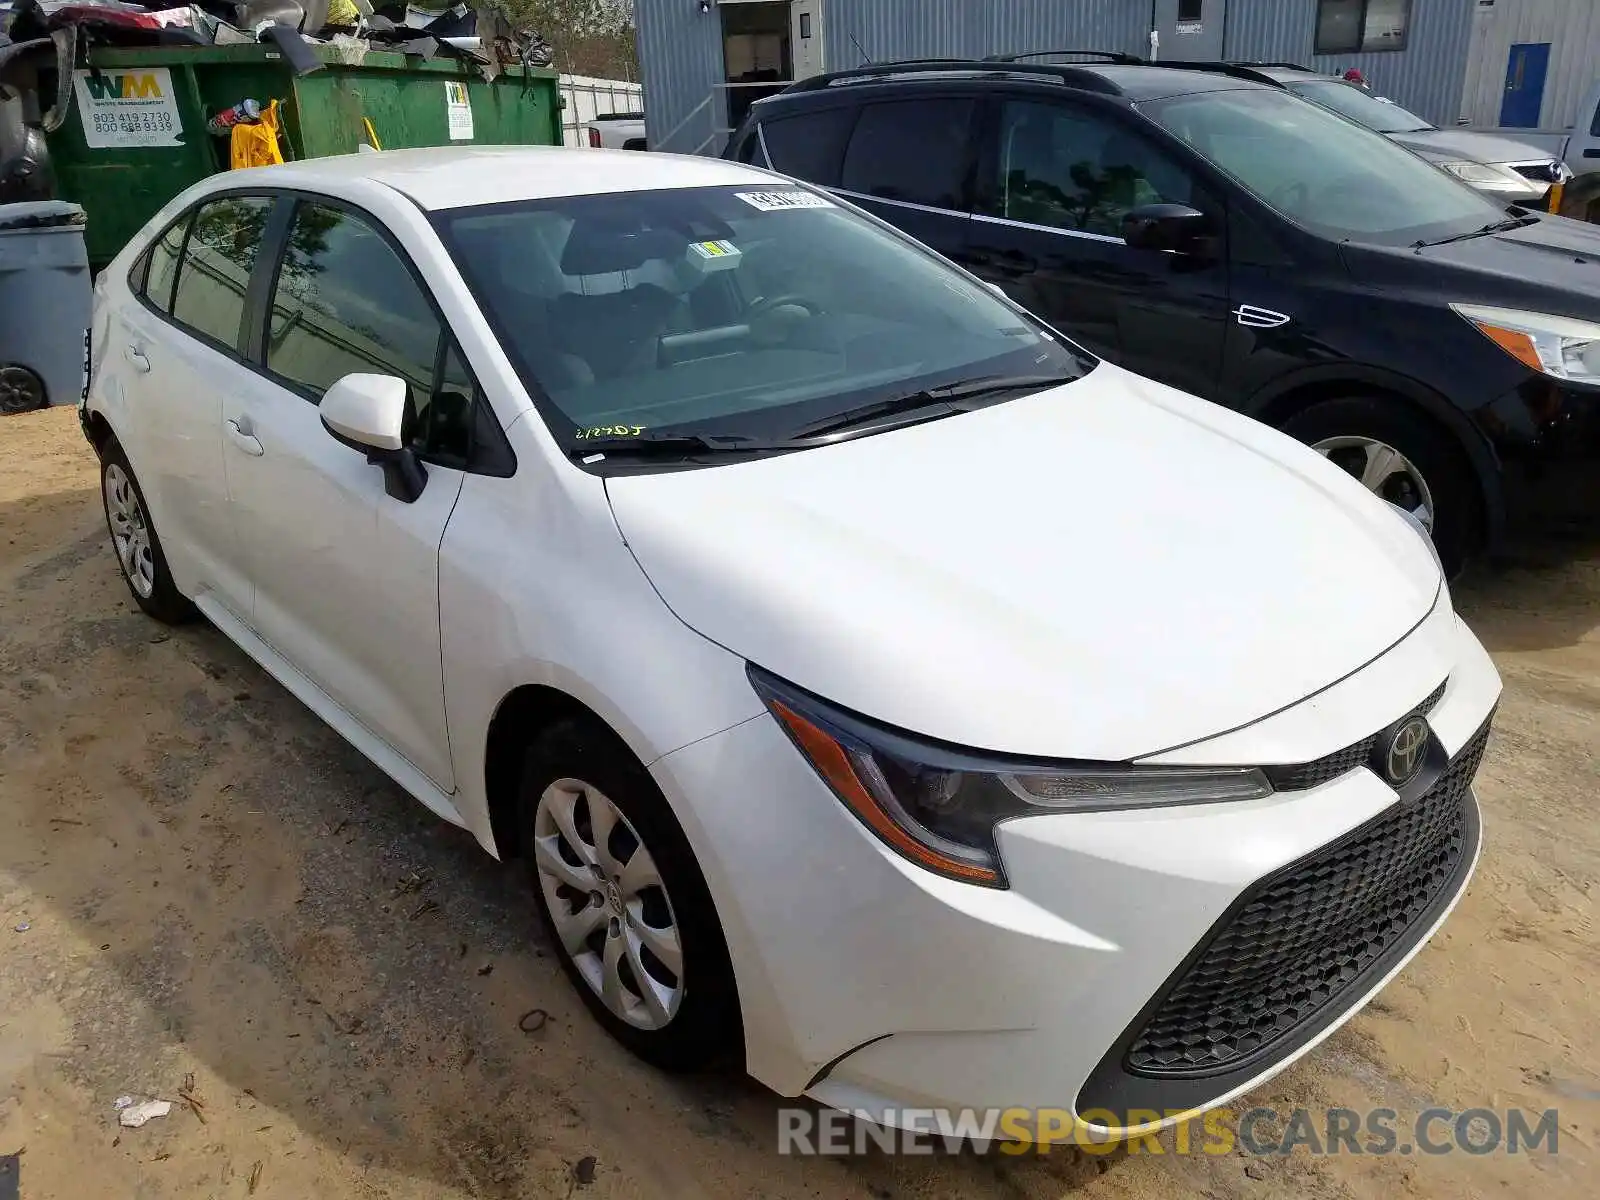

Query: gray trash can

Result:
[0,200,90,414]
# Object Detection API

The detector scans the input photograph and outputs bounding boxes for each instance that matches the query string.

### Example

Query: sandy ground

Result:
[0,404,1595,1199]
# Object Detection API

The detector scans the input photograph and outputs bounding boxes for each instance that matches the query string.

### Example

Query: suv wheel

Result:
[1280,397,1483,578]
[519,720,741,1071]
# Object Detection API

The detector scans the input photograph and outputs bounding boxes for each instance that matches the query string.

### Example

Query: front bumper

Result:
[1475,377,1600,537]
[650,603,1501,1134]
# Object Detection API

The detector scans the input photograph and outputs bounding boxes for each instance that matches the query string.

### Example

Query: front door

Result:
[222,198,465,791]
[1500,43,1550,128]
[963,97,1231,400]
[791,0,823,80]
[1154,0,1227,62]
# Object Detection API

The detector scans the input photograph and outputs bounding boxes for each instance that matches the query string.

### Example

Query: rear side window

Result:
[140,217,188,314]
[761,107,857,185]
[171,195,273,352]
[839,99,975,209]
[731,128,766,165]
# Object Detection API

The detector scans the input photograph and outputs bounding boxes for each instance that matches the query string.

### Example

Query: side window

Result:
[140,216,188,314]
[990,101,1200,239]
[732,128,766,165]
[761,106,857,185]
[264,202,470,465]
[171,195,273,351]
[839,99,975,209]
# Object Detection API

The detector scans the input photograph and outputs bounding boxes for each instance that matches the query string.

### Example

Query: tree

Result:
[477,0,638,78]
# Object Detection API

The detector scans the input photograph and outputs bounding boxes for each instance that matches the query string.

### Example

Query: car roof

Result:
[229,146,775,211]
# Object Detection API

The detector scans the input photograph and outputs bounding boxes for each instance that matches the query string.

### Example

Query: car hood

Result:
[1395,213,1600,314]
[605,364,1443,761]
[1391,127,1556,165]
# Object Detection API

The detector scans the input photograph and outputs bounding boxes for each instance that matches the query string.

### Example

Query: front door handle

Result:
[225,417,264,457]
[124,345,151,373]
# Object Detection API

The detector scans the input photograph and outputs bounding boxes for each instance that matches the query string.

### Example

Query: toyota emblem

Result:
[1385,718,1430,786]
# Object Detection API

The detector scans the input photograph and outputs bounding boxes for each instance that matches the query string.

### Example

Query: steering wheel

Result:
[744,293,824,322]
[1266,179,1311,214]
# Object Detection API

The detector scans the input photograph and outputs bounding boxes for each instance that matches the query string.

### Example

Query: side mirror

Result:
[1122,203,1215,256]
[320,373,427,502]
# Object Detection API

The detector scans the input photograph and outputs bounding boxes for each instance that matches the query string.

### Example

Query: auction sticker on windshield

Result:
[735,191,833,212]
[73,68,183,149]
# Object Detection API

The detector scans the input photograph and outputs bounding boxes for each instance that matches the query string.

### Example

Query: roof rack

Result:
[1144,60,1286,84]
[1231,60,1318,71]
[783,57,1126,96]
[982,49,1144,65]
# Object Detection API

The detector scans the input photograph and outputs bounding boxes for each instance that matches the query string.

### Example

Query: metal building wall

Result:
[1222,0,1475,126]
[1459,0,1600,132]
[824,0,1152,67]
[635,0,730,153]
[636,0,1155,154]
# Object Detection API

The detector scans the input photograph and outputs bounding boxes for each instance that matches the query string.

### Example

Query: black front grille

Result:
[1265,680,1446,792]
[1124,718,1491,1078]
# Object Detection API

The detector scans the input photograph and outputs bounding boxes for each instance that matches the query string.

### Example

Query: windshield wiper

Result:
[790,374,1072,441]
[570,432,796,461]
[1413,215,1537,249]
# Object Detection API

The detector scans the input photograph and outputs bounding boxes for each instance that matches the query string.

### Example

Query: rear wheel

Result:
[1280,397,1484,578]
[100,442,196,624]
[519,719,740,1071]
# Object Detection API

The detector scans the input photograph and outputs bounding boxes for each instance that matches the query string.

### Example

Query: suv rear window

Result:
[760,107,857,185]
[840,99,976,210]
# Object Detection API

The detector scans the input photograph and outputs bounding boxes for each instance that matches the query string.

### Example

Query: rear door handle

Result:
[225,417,263,457]
[124,345,150,373]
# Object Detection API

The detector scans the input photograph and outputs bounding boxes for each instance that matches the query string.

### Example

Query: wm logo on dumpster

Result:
[82,73,164,101]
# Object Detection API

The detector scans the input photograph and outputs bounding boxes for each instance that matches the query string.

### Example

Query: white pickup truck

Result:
[582,112,648,151]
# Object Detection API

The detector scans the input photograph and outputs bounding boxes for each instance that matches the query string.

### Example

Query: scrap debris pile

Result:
[0,0,554,200]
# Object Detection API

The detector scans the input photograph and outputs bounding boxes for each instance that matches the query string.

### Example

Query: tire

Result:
[519,719,741,1071]
[0,365,47,415]
[99,441,197,624]
[1279,396,1484,579]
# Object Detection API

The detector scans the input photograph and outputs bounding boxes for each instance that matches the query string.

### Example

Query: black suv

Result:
[725,56,1600,573]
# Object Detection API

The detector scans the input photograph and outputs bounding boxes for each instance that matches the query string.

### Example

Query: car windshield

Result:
[1285,79,1434,133]
[433,185,1087,455]
[1141,88,1506,246]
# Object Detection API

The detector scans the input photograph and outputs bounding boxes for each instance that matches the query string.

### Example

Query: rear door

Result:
[964,95,1231,399]
[832,95,980,258]
[111,193,274,618]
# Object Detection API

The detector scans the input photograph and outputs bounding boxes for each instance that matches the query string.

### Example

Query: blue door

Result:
[1500,43,1551,128]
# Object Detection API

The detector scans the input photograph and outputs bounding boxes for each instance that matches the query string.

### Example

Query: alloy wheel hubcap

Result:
[532,778,684,1030]
[104,464,156,599]
[1312,436,1435,532]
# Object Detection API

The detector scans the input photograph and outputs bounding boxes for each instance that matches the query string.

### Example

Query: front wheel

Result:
[100,442,196,624]
[1280,397,1484,579]
[519,720,741,1072]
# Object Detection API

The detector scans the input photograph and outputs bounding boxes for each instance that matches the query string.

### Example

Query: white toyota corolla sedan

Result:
[83,146,1501,1137]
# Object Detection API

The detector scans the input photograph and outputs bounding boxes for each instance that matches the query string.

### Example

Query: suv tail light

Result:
[587,127,602,148]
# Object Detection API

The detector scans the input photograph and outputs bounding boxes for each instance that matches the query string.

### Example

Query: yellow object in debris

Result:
[229,99,284,170]
[363,117,383,150]
[327,0,360,24]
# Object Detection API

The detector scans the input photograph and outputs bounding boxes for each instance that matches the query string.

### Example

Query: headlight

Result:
[1435,160,1538,192]
[749,666,1273,888]
[1452,303,1600,385]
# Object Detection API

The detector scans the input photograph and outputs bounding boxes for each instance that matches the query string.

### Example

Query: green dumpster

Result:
[47,43,562,267]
